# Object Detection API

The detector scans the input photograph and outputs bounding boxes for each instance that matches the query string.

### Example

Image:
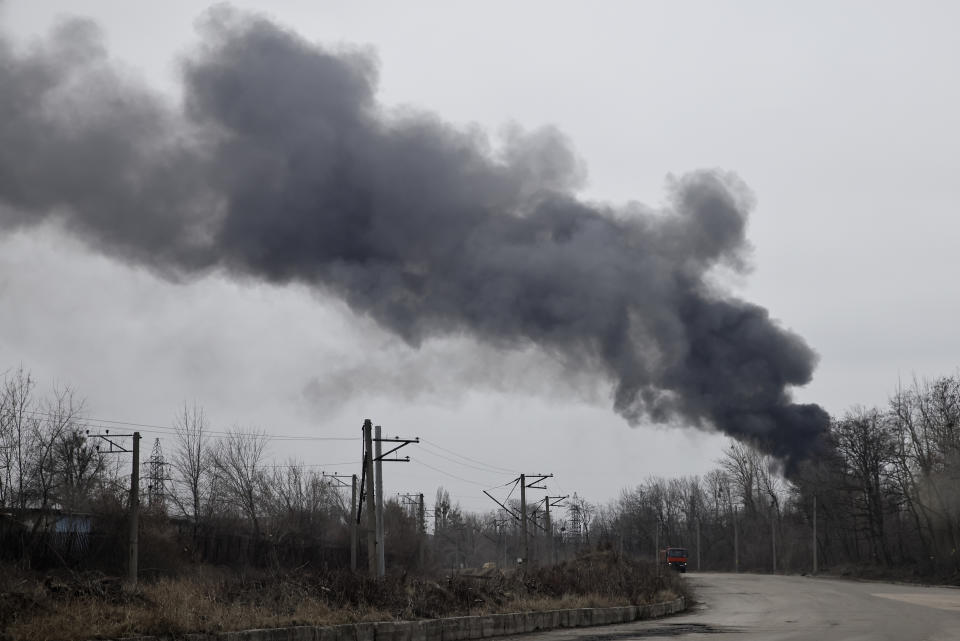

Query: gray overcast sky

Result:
[1,1,958,511]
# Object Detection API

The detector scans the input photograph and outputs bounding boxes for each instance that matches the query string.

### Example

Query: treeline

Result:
[2,364,958,581]
[0,367,121,516]
[0,368,356,570]
[798,375,960,574]
[582,374,960,579]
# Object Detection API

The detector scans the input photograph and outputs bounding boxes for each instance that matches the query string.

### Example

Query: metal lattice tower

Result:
[568,492,583,541]
[145,438,170,510]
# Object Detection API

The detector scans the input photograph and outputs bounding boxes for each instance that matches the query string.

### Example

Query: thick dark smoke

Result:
[0,10,829,468]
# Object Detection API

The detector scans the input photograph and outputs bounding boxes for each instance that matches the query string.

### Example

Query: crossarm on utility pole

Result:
[373,437,419,460]
[483,489,520,521]
[524,474,553,489]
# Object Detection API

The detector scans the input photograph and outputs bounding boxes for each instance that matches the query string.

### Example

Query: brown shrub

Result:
[0,551,688,641]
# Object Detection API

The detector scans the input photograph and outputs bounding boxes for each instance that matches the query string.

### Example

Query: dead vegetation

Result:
[0,551,688,641]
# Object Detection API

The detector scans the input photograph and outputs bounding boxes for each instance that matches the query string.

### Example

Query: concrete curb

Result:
[119,598,685,641]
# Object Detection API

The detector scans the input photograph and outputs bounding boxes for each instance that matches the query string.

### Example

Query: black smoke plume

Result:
[0,10,829,468]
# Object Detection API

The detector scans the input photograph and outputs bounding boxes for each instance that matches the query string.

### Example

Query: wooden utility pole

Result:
[375,425,385,578]
[350,474,358,572]
[127,432,141,590]
[363,420,377,577]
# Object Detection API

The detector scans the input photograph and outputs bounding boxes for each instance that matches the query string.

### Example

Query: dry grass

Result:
[1,552,689,641]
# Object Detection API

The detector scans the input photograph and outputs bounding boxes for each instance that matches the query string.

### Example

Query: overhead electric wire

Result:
[418,442,515,476]
[411,459,492,488]
[19,407,355,442]
[18,409,531,498]
[261,461,356,469]
[419,438,517,474]
[487,478,522,490]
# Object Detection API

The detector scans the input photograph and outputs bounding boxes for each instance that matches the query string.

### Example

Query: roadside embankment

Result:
[1,552,690,641]
[121,598,686,641]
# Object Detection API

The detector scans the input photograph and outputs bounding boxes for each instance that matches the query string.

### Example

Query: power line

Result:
[419,442,515,476]
[261,461,357,469]
[410,459,493,488]
[20,407,354,442]
[420,438,517,474]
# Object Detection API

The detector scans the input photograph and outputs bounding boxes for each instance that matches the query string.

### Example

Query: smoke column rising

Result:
[0,9,829,468]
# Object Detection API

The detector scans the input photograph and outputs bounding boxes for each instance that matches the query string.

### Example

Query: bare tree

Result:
[833,407,897,564]
[171,402,212,541]
[0,366,39,509]
[889,376,960,568]
[267,461,344,543]
[51,427,103,511]
[211,428,269,537]
[30,385,86,512]
[721,442,759,517]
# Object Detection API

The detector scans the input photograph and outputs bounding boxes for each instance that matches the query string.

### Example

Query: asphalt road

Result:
[499,573,960,640]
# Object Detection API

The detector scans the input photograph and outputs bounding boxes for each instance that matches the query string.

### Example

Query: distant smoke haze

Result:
[0,9,829,469]
[302,337,610,413]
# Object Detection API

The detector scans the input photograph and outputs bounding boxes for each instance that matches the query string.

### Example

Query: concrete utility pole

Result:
[351,474,358,572]
[418,493,425,533]
[483,475,551,566]
[772,517,777,573]
[324,472,358,572]
[543,496,567,566]
[363,420,377,577]
[500,519,508,567]
[655,518,660,579]
[368,430,418,577]
[419,493,426,567]
[375,425,385,578]
[722,486,738,573]
[544,497,552,565]
[520,474,527,564]
[399,492,426,567]
[696,520,701,571]
[733,505,739,573]
[521,474,552,564]
[813,494,818,575]
[127,432,141,590]
[771,502,777,573]
[85,430,141,589]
